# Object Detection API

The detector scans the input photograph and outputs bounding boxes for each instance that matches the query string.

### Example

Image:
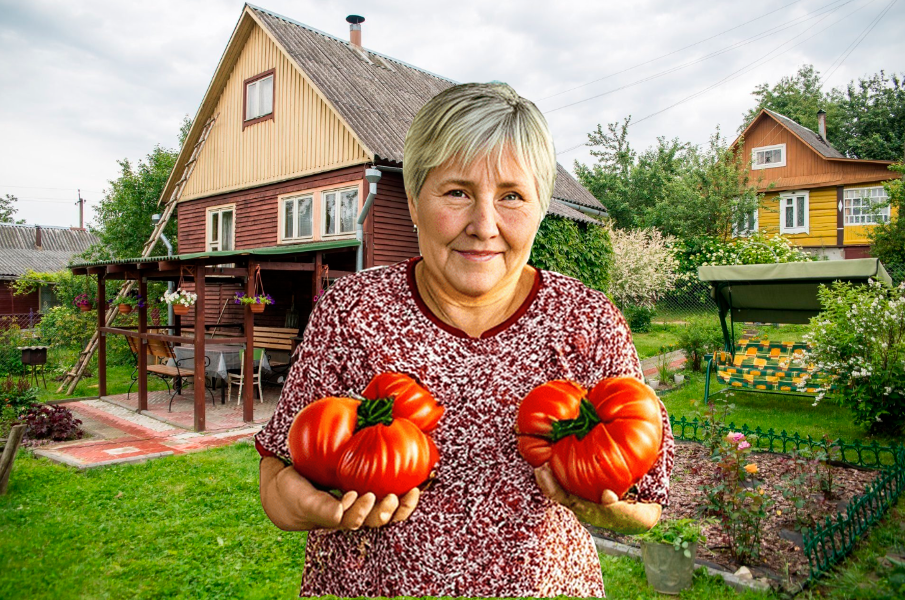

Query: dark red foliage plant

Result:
[22,404,84,442]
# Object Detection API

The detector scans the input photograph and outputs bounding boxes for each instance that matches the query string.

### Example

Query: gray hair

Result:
[403,82,557,216]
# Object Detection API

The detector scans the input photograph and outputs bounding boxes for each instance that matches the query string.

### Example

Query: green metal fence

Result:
[668,415,905,585]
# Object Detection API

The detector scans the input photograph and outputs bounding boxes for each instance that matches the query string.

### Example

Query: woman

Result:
[255,82,674,598]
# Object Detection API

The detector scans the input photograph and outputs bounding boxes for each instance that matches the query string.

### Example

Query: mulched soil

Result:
[587,441,880,589]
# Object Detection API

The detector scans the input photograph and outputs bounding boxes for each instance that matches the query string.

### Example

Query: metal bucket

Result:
[641,541,697,595]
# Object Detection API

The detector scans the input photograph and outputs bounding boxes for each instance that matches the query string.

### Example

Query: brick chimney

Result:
[35,225,42,250]
[347,15,364,47]
[817,109,828,143]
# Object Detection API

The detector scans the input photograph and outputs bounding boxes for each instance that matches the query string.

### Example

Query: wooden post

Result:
[313,251,323,298]
[0,424,26,495]
[138,277,148,412]
[194,264,206,432]
[97,272,107,397]
[243,262,255,423]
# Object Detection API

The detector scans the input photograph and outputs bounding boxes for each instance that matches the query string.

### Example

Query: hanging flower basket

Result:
[74,293,92,312]
[173,304,190,316]
[162,287,198,317]
[235,266,273,314]
[79,304,91,313]
[118,303,132,315]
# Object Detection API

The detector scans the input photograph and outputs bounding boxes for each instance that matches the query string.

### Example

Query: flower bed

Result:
[587,418,905,592]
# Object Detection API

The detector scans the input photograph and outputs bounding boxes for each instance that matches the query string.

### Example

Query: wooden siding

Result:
[371,171,420,266]
[180,23,370,202]
[742,116,895,191]
[178,166,363,253]
[0,282,38,316]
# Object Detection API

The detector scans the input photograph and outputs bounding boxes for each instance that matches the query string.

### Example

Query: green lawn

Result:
[632,323,681,360]
[36,364,172,403]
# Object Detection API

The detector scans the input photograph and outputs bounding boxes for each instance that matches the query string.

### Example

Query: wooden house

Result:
[0,224,97,328]
[165,4,607,328]
[733,108,898,260]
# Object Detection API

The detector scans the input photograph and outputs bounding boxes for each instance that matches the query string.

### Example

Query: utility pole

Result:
[76,189,84,229]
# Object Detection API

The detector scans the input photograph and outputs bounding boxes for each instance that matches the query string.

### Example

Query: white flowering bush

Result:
[161,288,198,307]
[607,226,679,310]
[694,231,816,267]
[800,279,905,434]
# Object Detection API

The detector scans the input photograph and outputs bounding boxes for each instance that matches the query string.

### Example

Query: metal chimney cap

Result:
[151,213,162,224]
[346,15,365,25]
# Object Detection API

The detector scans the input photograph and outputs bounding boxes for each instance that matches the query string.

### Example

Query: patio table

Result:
[172,344,272,403]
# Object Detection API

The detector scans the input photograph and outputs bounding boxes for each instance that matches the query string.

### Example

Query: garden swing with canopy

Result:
[697,257,892,402]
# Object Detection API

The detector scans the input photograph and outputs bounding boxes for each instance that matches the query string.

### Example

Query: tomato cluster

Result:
[287,372,444,498]
[515,377,663,502]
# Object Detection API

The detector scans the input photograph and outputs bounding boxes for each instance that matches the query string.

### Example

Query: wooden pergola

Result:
[69,240,358,432]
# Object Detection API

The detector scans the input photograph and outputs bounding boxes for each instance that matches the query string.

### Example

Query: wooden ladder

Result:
[58,114,218,395]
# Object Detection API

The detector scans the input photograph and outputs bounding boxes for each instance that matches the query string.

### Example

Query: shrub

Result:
[622,304,655,333]
[21,404,83,442]
[607,226,679,310]
[676,317,723,372]
[0,376,39,417]
[0,324,28,377]
[531,216,614,292]
[801,279,905,435]
[637,518,707,558]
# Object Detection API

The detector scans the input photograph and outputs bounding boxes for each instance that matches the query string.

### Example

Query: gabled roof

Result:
[0,224,98,280]
[761,109,845,159]
[165,4,605,219]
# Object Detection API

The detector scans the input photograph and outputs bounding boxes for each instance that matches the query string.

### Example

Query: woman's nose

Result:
[464,197,499,239]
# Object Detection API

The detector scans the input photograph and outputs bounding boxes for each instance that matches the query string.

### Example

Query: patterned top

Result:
[254,256,674,598]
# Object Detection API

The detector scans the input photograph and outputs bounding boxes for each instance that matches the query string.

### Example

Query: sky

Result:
[1,0,902,228]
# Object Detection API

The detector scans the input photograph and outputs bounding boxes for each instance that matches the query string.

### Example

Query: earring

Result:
[413,224,418,233]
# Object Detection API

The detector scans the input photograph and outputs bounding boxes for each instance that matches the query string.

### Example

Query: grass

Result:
[632,323,681,360]
[35,364,171,403]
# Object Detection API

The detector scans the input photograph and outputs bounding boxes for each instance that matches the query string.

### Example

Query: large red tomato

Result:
[288,372,444,497]
[516,377,663,502]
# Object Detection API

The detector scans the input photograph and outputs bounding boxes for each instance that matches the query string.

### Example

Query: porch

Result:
[69,239,359,432]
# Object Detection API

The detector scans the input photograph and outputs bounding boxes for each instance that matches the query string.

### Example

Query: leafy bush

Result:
[0,323,29,377]
[622,305,655,333]
[607,226,679,309]
[531,216,613,292]
[868,163,905,271]
[802,279,905,435]
[638,518,707,558]
[21,404,83,442]
[676,317,724,372]
[0,376,39,417]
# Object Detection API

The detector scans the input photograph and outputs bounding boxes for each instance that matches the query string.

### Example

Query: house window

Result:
[844,187,890,225]
[751,144,786,170]
[281,194,314,242]
[243,70,274,128]
[322,188,358,236]
[733,207,759,237]
[779,192,808,235]
[207,205,235,251]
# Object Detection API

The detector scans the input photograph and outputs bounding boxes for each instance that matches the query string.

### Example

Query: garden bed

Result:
[587,441,881,590]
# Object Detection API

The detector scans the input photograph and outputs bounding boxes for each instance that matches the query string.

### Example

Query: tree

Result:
[530,215,613,292]
[0,194,20,223]
[869,163,905,276]
[84,116,190,259]
[574,118,636,231]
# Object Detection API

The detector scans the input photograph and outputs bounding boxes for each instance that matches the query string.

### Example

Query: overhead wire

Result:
[538,0,805,101]
[820,0,897,86]
[542,0,855,115]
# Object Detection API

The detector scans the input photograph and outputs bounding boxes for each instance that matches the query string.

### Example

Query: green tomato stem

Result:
[356,397,395,430]
[550,397,601,442]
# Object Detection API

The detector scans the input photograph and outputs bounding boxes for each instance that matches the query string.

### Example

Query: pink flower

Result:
[726,432,746,444]
[738,441,751,450]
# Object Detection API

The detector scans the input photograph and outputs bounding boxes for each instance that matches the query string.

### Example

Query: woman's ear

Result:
[407,194,418,229]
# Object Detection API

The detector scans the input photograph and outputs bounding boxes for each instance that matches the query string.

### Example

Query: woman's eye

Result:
[502,192,523,202]
[446,189,467,198]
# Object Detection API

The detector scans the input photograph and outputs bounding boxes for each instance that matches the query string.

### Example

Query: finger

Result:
[534,465,570,505]
[364,494,400,528]
[392,487,421,523]
[340,492,376,530]
[599,489,620,506]
[340,490,359,512]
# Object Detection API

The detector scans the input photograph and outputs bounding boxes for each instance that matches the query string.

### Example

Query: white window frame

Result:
[844,186,890,226]
[245,74,274,122]
[751,143,786,170]
[321,187,359,238]
[779,191,809,235]
[733,206,759,238]
[278,194,315,243]
[206,204,236,252]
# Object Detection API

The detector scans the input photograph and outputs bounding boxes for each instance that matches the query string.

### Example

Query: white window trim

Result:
[321,186,360,238]
[278,193,315,244]
[733,207,759,238]
[751,143,787,170]
[245,74,274,121]
[843,186,890,226]
[779,191,809,235]
[206,204,236,252]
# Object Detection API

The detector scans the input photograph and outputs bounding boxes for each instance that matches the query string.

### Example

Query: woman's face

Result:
[407,148,544,300]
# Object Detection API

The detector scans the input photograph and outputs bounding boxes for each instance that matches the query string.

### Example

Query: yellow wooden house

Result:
[733,108,898,259]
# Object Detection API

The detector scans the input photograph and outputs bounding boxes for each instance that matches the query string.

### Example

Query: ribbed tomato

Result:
[288,372,444,497]
[516,376,663,502]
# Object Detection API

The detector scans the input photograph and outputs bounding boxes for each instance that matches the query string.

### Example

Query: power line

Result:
[0,185,104,193]
[542,0,855,115]
[820,0,897,86]
[539,0,804,101]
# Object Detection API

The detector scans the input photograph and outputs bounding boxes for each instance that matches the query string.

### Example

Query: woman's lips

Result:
[455,250,501,262]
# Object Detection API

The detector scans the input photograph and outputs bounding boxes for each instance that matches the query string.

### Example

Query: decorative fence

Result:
[669,415,905,586]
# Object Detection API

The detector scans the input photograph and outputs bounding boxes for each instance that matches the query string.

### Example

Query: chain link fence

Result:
[0,312,42,332]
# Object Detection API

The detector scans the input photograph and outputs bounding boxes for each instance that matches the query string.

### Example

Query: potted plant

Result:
[673,372,685,385]
[116,292,146,315]
[234,292,274,314]
[637,518,706,594]
[162,288,198,316]
[647,377,660,390]
[73,293,92,312]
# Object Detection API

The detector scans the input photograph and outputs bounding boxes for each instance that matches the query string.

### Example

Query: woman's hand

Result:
[534,464,661,535]
[260,456,421,531]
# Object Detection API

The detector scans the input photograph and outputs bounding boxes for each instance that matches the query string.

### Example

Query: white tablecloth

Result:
[172,344,272,381]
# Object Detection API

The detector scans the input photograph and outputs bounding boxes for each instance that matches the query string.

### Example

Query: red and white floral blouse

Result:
[255,256,674,598]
